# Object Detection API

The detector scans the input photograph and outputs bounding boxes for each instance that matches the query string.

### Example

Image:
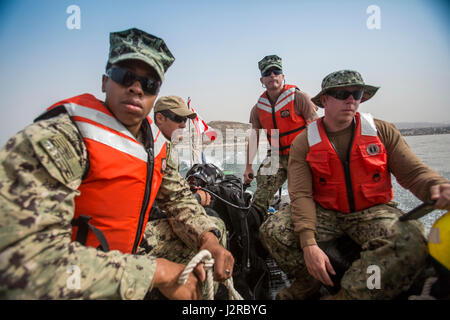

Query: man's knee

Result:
[259,211,284,250]
[259,207,297,253]
[393,219,428,268]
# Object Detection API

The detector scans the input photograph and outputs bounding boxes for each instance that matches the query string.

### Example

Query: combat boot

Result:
[275,278,321,300]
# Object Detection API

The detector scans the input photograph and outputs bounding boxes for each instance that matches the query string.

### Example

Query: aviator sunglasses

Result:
[262,68,283,77]
[159,110,188,124]
[326,89,364,101]
[106,66,161,95]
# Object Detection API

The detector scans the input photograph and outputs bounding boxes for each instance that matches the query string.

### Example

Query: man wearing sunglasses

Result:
[260,70,450,300]
[153,95,195,143]
[153,95,211,207]
[244,55,318,222]
[0,28,234,300]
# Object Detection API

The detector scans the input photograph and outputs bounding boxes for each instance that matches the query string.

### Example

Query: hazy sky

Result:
[0,0,449,147]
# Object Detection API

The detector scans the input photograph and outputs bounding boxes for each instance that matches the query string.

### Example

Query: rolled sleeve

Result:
[119,254,157,300]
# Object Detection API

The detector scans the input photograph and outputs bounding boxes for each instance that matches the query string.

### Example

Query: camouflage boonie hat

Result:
[258,55,282,76]
[106,28,175,82]
[154,95,197,119]
[311,70,380,108]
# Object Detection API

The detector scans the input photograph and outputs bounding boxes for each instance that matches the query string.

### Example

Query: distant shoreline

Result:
[398,127,450,136]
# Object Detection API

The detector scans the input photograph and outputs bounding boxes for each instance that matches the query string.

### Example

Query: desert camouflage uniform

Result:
[0,113,225,300]
[260,203,428,299]
[251,55,316,219]
[251,55,287,218]
[252,153,289,220]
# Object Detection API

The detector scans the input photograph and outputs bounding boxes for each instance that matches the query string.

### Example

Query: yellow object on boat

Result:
[428,211,450,271]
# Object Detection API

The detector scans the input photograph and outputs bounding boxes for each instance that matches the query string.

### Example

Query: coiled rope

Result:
[177,249,243,300]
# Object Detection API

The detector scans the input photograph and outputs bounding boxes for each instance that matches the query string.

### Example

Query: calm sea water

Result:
[179,133,450,235]
[392,134,450,234]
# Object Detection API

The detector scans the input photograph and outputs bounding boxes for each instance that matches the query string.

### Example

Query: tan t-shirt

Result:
[249,89,318,128]
[288,117,449,248]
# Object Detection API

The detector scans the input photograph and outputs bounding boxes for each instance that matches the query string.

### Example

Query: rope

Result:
[408,277,437,300]
[178,249,243,300]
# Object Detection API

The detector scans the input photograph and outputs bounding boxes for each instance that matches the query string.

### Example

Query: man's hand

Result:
[303,244,336,287]
[153,258,203,300]
[243,166,255,185]
[196,190,211,206]
[430,183,450,210]
[200,231,235,282]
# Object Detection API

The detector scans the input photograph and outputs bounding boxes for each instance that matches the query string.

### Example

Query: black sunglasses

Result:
[159,110,188,124]
[106,67,161,95]
[326,89,364,101]
[262,68,283,77]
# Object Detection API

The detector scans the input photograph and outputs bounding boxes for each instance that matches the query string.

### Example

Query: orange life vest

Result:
[257,84,307,155]
[306,112,393,213]
[44,94,167,253]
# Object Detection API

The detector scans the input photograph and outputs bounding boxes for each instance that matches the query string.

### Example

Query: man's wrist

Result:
[200,229,221,246]
[209,229,221,240]
[299,230,317,249]
[194,192,202,204]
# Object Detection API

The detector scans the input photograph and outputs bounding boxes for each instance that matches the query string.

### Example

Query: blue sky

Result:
[0,0,449,147]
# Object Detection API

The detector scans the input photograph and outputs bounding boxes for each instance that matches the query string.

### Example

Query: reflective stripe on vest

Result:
[256,85,307,155]
[306,112,393,213]
[46,94,166,253]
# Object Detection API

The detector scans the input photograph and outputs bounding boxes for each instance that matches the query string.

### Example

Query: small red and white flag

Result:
[187,98,217,141]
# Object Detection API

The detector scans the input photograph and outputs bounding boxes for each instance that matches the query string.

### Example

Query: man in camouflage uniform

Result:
[153,95,196,144]
[244,55,317,221]
[153,96,211,207]
[0,28,234,300]
[260,70,450,299]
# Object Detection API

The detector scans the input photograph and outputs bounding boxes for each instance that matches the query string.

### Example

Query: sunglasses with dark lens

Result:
[262,68,283,77]
[106,67,161,95]
[159,110,188,124]
[326,89,364,101]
